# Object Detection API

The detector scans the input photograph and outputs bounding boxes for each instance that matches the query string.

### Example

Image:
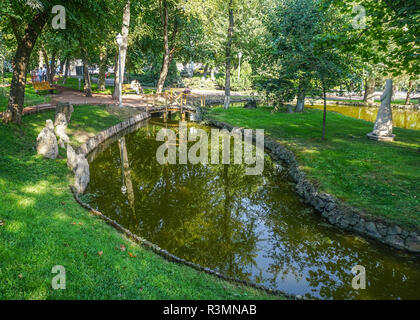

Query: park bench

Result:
[33,81,55,93]
[122,83,136,94]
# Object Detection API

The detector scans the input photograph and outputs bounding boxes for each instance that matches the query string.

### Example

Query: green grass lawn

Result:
[208,106,420,229]
[0,105,282,300]
[0,85,51,112]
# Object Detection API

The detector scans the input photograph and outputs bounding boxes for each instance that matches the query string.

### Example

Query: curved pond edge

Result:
[203,118,420,255]
[70,111,298,300]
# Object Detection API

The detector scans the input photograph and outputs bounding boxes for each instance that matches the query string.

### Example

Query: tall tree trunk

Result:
[224,0,234,109]
[322,85,327,140]
[98,47,108,91]
[59,59,65,75]
[81,48,92,97]
[113,0,131,100]
[405,80,413,105]
[62,59,70,84]
[295,79,306,112]
[5,13,48,123]
[203,64,209,79]
[41,49,50,81]
[363,77,375,103]
[49,52,56,85]
[156,0,176,94]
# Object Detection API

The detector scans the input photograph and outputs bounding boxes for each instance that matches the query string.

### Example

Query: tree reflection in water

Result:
[86,119,420,300]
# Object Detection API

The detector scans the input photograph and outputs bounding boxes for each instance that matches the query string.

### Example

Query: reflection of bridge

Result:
[135,90,205,121]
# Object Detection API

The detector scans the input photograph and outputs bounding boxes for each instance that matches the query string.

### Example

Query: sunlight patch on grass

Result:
[21,180,49,195]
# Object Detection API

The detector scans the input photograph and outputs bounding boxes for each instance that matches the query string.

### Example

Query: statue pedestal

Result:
[367,132,395,142]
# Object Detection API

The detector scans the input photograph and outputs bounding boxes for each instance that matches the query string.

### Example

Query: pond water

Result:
[85,118,420,300]
[306,104,420,130]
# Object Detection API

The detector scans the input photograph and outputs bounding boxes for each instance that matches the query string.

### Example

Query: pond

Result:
[306,104,420,130]
[85,118,420,300]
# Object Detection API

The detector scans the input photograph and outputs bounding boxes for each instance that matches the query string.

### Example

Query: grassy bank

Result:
[207,106,420,229]
[0,105,282,300]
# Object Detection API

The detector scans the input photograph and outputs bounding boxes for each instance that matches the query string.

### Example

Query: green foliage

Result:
[334,0,420,76]
[260,0,362,106]
[216,61,253,91]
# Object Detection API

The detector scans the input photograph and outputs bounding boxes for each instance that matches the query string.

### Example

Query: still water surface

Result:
[85,119,420,299]
[306,104,420,130]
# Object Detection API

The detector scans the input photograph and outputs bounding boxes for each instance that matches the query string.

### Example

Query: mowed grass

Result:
[208,106,420,229]
[60,77,114,95]
[0,105,282,300]
[0,85,51,112]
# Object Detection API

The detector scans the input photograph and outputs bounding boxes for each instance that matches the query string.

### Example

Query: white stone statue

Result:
[367,79,395,142]
[36,120,58,159]
[55,113,70,149]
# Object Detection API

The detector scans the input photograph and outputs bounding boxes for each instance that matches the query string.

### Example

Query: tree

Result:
[113,0,131,100]
[335,0,419,105]
[1,2,49,123]
[1,0,124,123]
[223,0,234,109]
[262,0,326,112]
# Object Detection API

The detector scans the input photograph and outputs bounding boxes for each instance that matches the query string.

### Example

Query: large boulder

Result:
[67,144,78,171]
[36,120,58,159]
[55,113,70,149]
[55,102,74,124]
[367,79,395,142]
[74,154,90,194]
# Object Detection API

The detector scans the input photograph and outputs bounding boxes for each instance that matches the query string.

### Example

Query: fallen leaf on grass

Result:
[128,252,136,258]
[98,251,103,256]
[18,274,23,279]
[139,288,143,292]
[120,245,126,252]
[0,220,4,226]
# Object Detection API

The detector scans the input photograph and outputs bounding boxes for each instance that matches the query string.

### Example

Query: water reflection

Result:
[307,105,420,130]
[86,119,420,300]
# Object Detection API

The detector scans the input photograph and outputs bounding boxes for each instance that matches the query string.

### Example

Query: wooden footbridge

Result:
[136,89,206,121]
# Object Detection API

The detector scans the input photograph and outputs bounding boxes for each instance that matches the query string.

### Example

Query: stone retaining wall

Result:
[77,112,150,156]
[204,119,420,254]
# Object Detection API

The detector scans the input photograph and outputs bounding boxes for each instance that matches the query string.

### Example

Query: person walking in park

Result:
[42,66,47,81]
[38,67,43,82]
